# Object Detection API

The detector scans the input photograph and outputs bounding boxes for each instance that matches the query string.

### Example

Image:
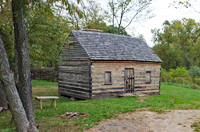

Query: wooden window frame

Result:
[104,71,112,85]
[145,71,151,84]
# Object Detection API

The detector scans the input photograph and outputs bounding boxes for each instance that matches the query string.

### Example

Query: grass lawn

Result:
[1,80,200,132]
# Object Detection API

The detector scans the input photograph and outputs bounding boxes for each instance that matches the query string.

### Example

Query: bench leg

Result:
[54,100,56,108]
[51,99,54,106]
[40,100,42,110]
[37,99,40,107]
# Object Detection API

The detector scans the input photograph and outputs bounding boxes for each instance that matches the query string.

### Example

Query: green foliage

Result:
[0,2,15,70]
[161,68,167,76]
[1,0,84,68]
[26,5,71,67]
[138,34,147,43]
[189,66,200,78]
[103,25,130,36]
[169,67,188,77]
[152,18,200,70]
[161,67,193,86]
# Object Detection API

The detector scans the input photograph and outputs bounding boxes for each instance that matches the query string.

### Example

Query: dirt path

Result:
[84,110,200,132]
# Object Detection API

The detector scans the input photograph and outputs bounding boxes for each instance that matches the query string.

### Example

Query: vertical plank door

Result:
[124,68,134,93]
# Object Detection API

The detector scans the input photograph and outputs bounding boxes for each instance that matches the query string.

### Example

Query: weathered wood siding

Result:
[60,33,90,61]
[91,61,161,99]
[58,33,91,99]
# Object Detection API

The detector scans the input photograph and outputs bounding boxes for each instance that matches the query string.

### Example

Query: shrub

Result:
[194,78,200,85]
[161,68,167,76]
[189,66,200,79]
[169,67,188,77]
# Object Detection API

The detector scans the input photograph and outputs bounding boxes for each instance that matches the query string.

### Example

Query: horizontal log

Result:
[59,79,90,85]
[59,72,90,79]
[92,85,124,89]
[91,74,123,78]
[91,94,119,99]
[92,89,124,93]
[59,76,90,82]
[92,91,124,96]
[59,69,90,74]
[59,59,91,66]
[92,81,124,86]
[59,86,91,94]
[92,76,123,82]
[59,82,90,89]
[135,76,146,78]
[59,66,90,70]
[92,87,124,91]
[59,90,90,97]
[59,90,90,99]
[91,79,124,84]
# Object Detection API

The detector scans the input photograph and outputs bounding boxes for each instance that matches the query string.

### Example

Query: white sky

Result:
[99,0,200,47]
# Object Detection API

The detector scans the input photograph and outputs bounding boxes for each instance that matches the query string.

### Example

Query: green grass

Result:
[193,122,200,132]
[1,80,200,131]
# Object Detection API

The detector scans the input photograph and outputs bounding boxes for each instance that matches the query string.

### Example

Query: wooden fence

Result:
[31,68,58,82]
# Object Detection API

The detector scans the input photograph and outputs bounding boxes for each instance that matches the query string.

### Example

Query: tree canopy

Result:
[152,18,200,70]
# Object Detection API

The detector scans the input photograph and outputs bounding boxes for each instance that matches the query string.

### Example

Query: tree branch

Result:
[124,4,149,29]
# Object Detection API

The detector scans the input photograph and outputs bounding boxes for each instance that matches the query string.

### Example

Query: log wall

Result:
[58,61,91,99]
[91,61,161,99]
[58,32,91,99]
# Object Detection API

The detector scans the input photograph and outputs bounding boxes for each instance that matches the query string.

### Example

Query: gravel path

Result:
[84,110,200,132]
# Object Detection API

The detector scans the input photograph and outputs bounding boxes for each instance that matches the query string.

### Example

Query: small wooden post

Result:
[40,99,42,110]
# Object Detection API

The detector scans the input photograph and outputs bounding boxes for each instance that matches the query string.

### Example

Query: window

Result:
[105,71,112,84]
[145,71,151,83]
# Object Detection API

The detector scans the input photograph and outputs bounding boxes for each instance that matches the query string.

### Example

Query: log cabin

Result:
[58,29,162,99]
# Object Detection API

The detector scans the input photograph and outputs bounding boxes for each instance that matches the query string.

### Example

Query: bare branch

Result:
[124,4,150,29]
[192,7,200,13]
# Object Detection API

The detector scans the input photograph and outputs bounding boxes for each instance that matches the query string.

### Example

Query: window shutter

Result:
[105,71,111,84]
[145,71,151,83]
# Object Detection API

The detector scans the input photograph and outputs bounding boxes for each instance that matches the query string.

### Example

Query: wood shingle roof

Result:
[71,30,162,63]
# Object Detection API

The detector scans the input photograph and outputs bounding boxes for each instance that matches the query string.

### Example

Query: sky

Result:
[99,0,200,47]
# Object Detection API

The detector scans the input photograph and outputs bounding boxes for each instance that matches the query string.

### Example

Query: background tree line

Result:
[152,18,200,71]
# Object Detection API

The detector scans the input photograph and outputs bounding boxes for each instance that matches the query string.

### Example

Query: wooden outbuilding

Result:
[58,30,162,99]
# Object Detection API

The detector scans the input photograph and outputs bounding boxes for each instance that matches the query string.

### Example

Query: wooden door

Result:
[124,68,134,93]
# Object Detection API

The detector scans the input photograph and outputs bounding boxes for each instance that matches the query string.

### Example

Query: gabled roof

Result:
[71,30,162,63]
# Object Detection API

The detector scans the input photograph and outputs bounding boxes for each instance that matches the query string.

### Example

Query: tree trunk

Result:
[118,8,124,35]
[112,0,115,34]
[0,34,31,132]
[12,0,38,131]
[180,43,189,70]
[0,81,7,109]
[14,43,19,90]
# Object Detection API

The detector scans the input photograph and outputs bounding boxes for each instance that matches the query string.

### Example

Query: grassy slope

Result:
[1,80,200,132]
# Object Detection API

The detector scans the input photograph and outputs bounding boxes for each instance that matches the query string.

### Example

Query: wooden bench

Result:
[35,96,59,110]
